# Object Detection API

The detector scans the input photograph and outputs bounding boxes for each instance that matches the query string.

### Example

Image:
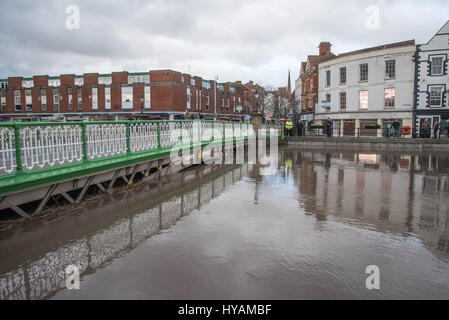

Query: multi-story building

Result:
[300,42,336,124]
[0,69,250,121]
[414,20,449,134]
[316,40,416,136]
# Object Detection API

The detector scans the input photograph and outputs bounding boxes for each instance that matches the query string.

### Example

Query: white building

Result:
[294,75,301,111]
[316,40,416,136]
[415,20,449,135]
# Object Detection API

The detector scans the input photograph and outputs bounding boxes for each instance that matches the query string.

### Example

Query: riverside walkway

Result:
[0,120,282,218]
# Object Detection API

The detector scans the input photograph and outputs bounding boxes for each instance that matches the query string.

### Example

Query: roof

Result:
[336,40,415,58]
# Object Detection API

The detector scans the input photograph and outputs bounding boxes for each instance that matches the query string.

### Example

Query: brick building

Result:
[0,69,256,121]
[299,42,336,124]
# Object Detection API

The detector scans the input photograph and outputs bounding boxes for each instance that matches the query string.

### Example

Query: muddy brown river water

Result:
[1,147,449,300]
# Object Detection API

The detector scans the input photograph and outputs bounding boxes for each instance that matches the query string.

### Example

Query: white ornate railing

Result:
[0,127,16,175]
[261,124,282,136]
[0,120,254,177]
[86,124,127,160]
[20,125,83,171]
[130,122,158,152]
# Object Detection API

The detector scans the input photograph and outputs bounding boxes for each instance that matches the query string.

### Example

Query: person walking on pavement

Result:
[285,119,294,137]
[421,119,431,138]
[433,120,440,139]
[325,117,333,137]
[297,119,303,137]
[392,119,401,138]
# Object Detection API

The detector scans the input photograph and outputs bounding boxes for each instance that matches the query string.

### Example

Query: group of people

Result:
[420,119,441,139]
[284,118,333,137]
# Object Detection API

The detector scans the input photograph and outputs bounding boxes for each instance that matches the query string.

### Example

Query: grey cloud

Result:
[0,0,448,87]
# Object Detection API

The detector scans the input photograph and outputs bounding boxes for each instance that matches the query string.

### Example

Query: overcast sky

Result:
[0,0,448,88]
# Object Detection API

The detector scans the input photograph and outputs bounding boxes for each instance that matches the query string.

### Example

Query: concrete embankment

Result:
[287,136,449,151]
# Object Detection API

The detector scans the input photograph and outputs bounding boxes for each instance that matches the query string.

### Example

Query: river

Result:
[1,147,449,299]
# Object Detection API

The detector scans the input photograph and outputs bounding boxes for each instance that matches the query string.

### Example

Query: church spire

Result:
[287,70,291,95]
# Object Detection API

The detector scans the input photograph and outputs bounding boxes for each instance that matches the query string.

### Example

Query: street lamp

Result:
[254,90,260,113]
[140,95,144,116]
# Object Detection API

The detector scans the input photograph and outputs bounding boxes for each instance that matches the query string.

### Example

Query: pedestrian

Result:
[392,119,401,137]
[285,119,294,137]
[184,109,193,120]
[421,119,431,138]
[297,120,303,137]
[433,120,440,139]
[325,117,333,137]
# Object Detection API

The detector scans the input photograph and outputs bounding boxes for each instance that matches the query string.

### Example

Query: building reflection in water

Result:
[0,165,247,300]
[282,148,449,257]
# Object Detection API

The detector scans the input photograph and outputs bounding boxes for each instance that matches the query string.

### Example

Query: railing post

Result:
[81,122,88,162]
[281,123,285,140]
[126,121,131,154]
[180,121,183,145]
[157,121,161,149]
[212,121,215,142]
[13,123,23,174]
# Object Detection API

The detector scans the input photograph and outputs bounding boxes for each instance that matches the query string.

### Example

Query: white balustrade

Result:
[130,122,158,152]
[225,123,233,140]
[20,125,83,171]
[0,127,16,175]
[160,122,181,147]
[201,121,213,142]
[86,124,127,160]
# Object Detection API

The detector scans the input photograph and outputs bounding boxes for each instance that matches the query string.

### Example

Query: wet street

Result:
[1,147,449,300]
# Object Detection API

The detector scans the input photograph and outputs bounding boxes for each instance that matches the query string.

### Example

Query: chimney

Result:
[319,42,332,56]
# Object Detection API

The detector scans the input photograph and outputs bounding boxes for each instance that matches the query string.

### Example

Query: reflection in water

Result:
[1,148,449,299]
[0,165,246,300]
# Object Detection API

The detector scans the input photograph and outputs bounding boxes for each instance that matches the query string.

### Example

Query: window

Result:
[14,90,21,112]
[326,94,331,102]
[98,76,112,85]
[1,89,6,112]
[75,77,84,86]
[22,80,33,88]
[340,67,346,84]
[53,89,60,112]
[144,86,151,109]
[0,81,7,89]
[385,60,396,79]
[68,88,73,112]
[384,88,395,108]
[105,87,111,110]
[191,78,195,86]
[121,86,133,109]
[360,63,368,82]
[25,89,32,112]
[187,87,191,110]
[41,89,47,112]
[429,86,443,107]
[340,92,346,109]
[326,70,331,87]
[49,79,60,87]
[206,90,210,111]
[359,90,368,109]
[202,81,211,89]
[78,91,82,111]
[92,88,98,110]
[431,57,444,75]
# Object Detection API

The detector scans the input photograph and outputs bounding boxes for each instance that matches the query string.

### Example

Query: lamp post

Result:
[254,90,260,114]
[140,95,144,118]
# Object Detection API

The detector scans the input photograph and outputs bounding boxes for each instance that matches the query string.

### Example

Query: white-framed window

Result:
[105,87,111,110]
[92,87,98,110]
[41,89,47,112]
[78,91,82,111]
[340,67,346,84]
[14,90,21,112]
[187,87,191,110]
[360,63,369,82]
[340,92,346,109]
[53,89,60,112]
[431,56,444,76]
[359,90,368,109]
[202,81,211,89]
[22,80,33,88]
[144,86,151,109]
[0,81,7,89]
[98,76,112,85]
[75,77,84,86]
[385,60,396,79]
[49,79,61,87]
[128,75,149,84]
[325,70,331,87]
[142,75,150,83]
[191,78,195,86]
[384,88,395,108]
[429,85,443,107]
[121,86,133,109]
[25,89,32,111]
[68,87,73,112]
[1,89,6,112]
